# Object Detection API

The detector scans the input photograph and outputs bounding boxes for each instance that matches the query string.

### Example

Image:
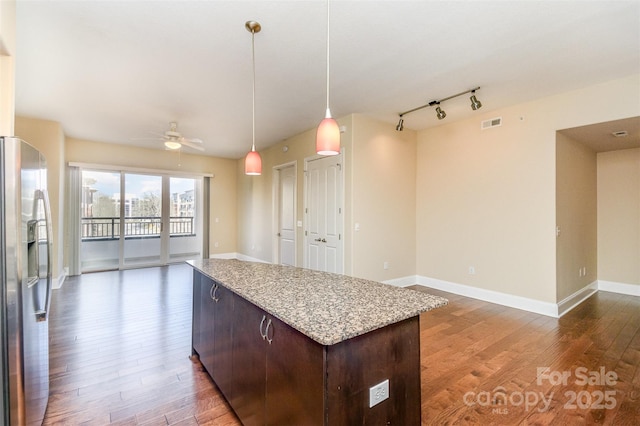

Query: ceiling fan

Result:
[138,122,204,152]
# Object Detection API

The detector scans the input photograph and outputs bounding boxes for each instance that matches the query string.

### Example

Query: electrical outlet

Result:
[369,379,389,408]
[468,266,476,275]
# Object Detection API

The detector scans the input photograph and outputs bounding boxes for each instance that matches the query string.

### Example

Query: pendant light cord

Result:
[325,0,331,112]
[251,29,256,151]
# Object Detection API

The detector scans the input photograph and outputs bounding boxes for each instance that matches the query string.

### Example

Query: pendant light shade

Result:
[316,0,340,156]
[244,20,262,175]
[316,108,340,155]
[245,149,262,175]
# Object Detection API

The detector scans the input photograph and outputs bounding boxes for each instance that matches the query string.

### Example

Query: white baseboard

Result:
[416,275,560,317]
[557,281,598,317]
[209,252,241,260]
[598,280,640,296]
[383,275,419,288]
[210,252,271,264]
[414,276,638,318]
[52,267,68,290]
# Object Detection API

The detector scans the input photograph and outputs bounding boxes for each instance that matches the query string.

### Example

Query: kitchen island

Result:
[188,258,447,425]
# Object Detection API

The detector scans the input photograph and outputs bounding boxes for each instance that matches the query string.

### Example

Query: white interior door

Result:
[277,164,296,266]
[305,155,343,273]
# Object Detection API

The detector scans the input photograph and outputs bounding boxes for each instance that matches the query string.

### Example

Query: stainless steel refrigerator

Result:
[1,136,53,425]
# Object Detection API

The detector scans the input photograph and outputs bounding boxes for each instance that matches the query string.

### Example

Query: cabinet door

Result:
[265,316,325,426]
[191,271,204,356]
[199,276,217,375]
[230,296,267,426]
[210,284,234,400]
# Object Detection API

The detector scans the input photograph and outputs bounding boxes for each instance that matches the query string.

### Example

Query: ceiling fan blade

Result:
[181,140,205,151]
[130,137,163,141]
[183,137,203,144]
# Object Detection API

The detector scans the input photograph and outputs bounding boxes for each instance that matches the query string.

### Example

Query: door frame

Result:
[272,161,297,265]
[303,152,344,273]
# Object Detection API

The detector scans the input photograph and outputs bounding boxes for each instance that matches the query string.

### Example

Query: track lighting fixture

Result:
[470,90,482,111]
[395,86,482,130]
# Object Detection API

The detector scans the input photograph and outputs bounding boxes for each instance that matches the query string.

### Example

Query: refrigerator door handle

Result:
[34,189,53,322]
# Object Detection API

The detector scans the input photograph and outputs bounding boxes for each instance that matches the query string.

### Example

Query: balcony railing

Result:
[81,216,194,240]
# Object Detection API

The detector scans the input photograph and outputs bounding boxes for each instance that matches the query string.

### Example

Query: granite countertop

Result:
[188,258,448,346]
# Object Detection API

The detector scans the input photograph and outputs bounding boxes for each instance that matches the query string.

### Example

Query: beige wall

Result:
[66,137,238,260]
[597,148,640,286]
[350,114,417,281]
[555,133,597,300]
[15,116,66,280]
[236,116,354,273]
[416,74,640,303]
[236,113,418,283]
[0,0,16,135]
[416,105,557,301]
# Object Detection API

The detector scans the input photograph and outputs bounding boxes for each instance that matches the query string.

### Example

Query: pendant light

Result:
[245,21,262,175]
[316,0,340,156]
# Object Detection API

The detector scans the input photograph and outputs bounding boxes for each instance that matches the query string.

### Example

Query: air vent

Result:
[612,130,628,137]
[481,117,502,130]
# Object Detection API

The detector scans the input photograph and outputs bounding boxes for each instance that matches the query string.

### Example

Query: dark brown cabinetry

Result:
[191,271,234,399]
[231,295,324,426]
[192,270,421,426]
[229,293,267,425]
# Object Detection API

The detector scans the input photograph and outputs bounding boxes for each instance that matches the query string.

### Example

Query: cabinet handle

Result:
[210,283,219,302]
[265,318,273,344]
[259,315,267,340]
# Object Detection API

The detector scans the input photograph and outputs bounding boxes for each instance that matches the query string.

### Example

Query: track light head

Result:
[470,91,482,111]
[435,105,446,120]
[396,117,404,131]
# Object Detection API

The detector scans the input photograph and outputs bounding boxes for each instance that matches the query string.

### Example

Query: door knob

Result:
[321,238,327,243]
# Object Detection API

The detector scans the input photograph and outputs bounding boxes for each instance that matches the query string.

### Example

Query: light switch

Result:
[297,221,303,228]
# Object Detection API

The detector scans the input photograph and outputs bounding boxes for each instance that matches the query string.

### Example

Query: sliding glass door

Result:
[80,170,121,271]
[122,173,163,268]
[80,169,203,272]
[168,177,202,263]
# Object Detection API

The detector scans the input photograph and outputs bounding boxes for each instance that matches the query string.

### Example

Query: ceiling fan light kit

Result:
[137,121,204,152]
[164,140,182,150]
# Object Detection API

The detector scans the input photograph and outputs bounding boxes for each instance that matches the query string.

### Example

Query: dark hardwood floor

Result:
[44,265,640,425]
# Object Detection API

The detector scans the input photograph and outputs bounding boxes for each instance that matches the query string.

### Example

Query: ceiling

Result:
[15,1,640,159]
[559,117,640,153]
